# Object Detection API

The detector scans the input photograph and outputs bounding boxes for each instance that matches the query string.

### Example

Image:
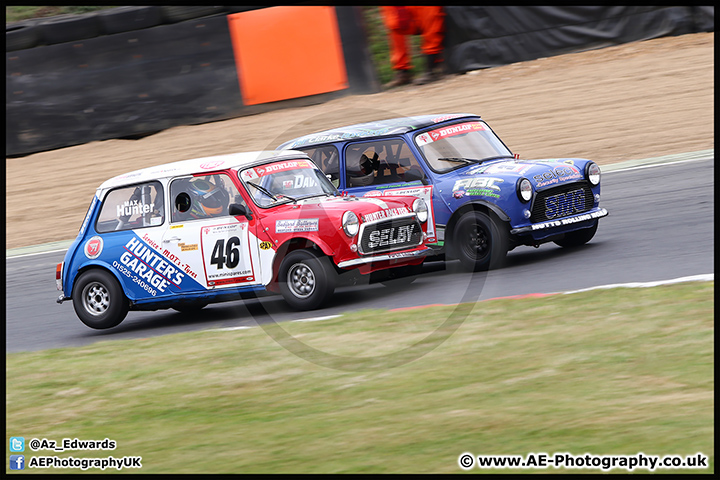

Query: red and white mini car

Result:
[56,150,432,329]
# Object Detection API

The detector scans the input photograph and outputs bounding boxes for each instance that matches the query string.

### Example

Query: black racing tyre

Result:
[279,250,336,311]
[172,303,208,314]
[554,221,598,248]
[97,6,163,35]
[6,20,40,52]
[36,13,101,45]
[72,269,129,329]
[452,211,509,272]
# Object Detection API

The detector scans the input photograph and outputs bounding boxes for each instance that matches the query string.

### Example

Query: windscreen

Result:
[239,159,337,207]
[414,121,512,173]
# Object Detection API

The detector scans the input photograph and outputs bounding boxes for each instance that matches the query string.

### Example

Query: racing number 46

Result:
[210,237,241,269]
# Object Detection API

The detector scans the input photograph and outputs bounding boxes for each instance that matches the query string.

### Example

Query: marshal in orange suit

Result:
[380,6,445,87]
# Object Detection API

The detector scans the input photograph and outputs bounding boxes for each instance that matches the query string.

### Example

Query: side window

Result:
[170,173,240,223]
[300,145,340,187]
[96,182,164,233]
[345,139,424,187]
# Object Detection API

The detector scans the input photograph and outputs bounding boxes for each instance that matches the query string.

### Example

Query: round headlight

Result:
[342,211,359,237]
[412,198,428,223]
[517,178,533,202]
[586,162,601,186]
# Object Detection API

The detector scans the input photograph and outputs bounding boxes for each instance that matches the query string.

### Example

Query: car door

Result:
[161,172,261,293]
[341,138,438,243]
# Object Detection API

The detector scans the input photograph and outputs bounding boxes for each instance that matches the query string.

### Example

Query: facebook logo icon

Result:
[10,436,25,452]
[10,455,25,470]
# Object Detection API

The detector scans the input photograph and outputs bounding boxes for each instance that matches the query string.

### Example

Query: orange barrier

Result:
[228,6,348,106]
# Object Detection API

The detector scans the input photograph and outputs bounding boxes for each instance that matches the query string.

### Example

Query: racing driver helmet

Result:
[187,177,226,217]
[348,153,376,187]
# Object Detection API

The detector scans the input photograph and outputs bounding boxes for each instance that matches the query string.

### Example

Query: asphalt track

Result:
[5,151,714,353]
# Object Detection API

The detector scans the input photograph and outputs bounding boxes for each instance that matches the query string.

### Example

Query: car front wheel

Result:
[279,250,336,310]
[72,269,129,329]
[453,211,509,272]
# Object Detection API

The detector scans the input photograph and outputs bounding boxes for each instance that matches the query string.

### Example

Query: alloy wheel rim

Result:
[82,281,110,316]
[288,263,316,298]
[465,224,489,260]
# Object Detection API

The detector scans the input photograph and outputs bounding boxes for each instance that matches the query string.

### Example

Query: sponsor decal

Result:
[243,160,314,181]
[292,175,317,189]
[259,241,273,250]
[143,233,199,280]
[289,128,394,148]
[362,207,410,223]
[452,177,504,194]
[178,242,198,252]
[201,222,254,286]
[469,163,531,175]
[115,171,143,180]
[545,189,585,219]
[85,236,103,259]
[532,158,574,165]
[467,189,500,199]
[531,209,606,231]
[116,199,154,218]
[240,168,259,181]
[199,160,224,170]
[362,185,435,239]
[415,122,486,146]
[453,190,466,199]
[431,114,466,123]
[388,250,422,259]
[114,236,187,296]
[367,224,416,249]
[533,166,582,187]
[276,218,319,233]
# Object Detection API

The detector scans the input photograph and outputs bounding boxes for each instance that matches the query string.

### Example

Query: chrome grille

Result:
[358,214,423,255]
[531,181,594,223]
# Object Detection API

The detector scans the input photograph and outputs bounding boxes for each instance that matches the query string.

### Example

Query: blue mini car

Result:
[278,113,608,271]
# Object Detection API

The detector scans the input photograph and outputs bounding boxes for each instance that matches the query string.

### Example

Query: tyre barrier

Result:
[96,6,163,36]
[6,6,232,51]
[35,13,102,46]
[159,6,228,24]
[6,19,40,52]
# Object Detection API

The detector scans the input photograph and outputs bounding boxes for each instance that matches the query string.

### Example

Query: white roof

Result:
[98,150,309,190]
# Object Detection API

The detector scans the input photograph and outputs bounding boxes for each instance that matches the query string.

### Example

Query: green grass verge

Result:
[6,282,714,473]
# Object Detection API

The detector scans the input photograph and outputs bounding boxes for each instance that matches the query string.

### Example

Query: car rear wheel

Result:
[453,211,508,272]
[279,250,336,310]
[554,221,598,248]
[72,269,129,329]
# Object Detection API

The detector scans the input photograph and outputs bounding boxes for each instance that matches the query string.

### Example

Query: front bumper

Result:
[510,208,608,235]
[337,246,433,269]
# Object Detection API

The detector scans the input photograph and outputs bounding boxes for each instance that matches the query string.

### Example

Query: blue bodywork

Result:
[58,193,266,311]
[278,113,608,252]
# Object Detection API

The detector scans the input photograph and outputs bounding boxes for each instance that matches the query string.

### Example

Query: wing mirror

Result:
[229,203,253,220]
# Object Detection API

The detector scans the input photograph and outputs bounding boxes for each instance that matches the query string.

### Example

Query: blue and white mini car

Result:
[278,113,609,271]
